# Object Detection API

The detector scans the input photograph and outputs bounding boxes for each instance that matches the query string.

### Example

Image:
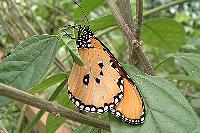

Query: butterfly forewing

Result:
[68,39,124,113]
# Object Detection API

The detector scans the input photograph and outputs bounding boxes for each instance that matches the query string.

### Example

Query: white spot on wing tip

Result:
[75,101,80,107]
[114,98,119,104]
[91,107,96,112]
[141,116,145,122]
[85,107,90,112]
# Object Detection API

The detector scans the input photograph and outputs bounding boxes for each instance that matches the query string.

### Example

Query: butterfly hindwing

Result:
[113,78,145,125]
[91,37,145,124]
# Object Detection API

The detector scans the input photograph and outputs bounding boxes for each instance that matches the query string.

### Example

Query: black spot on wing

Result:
[83,74,90,86]
[98,62,104,68]
[95,78,100,84]
[100,71,103,76]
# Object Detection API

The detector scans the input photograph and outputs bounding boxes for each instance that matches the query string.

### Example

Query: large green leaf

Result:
[110,64,199,133]
[141,18,185,52]
[173,53,200,84]
[0,35,57,106]
[74,0,106,20]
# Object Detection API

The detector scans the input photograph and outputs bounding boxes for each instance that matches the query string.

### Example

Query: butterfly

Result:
[67,25,145,125]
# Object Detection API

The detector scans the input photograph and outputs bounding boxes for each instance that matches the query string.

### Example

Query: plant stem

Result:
[0,83,110,131]
[108,0,155,76]
[135,0,143,41]
[143,0,195,17]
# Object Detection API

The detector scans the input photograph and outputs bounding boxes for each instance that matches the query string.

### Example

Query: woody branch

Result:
[108,0,155,76]
[0,83,110,130]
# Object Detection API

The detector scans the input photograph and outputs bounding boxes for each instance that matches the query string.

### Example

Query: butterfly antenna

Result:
[74,1,90,25]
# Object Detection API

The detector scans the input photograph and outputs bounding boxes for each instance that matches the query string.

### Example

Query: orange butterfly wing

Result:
[91,37,145,124]
[68,37,124,113]
[113,78,145,125]
[67,26,145,125]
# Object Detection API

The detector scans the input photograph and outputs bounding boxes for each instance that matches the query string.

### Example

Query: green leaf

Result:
[167,74,193,81]
[59,29,84,66]
[67,40,84,66]
[173,53,200,84]
[46,81,76,133]
[81,15,117,32]
[73,125,93,133]
[141,18,185,52]
[22,79,67,133]
[46,114,65,133]
[30,73,68,94]
[110,64,199,133]
[73,124,106,133]
[74,0,106,20]
[74,114,108,133]
[0,35,57,106]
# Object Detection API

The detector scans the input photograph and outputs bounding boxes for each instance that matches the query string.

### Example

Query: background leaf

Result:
[74,0,106,20]
[46,114,65,133]
[173,53,200,84]
[45,86,76,132]
[81,15,117,32]
[110,64,200,133]
[73,124,105,133]
[141,18,185,52]
[22,79,67,133]
[0,35,57,106]
[30,73,68,94]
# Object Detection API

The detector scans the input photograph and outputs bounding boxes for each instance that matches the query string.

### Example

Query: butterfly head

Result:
[77,26,95,48]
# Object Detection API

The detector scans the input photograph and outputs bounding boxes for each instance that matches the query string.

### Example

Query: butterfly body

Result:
[67,25,145,124]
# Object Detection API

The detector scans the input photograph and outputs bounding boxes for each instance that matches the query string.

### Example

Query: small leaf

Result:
[141,18,185,52]
[74,0,106,20]
[46,114,65,133]
[68,40,84,66]
[81,15,117,32]
[173,53,200,84]
[59,29,84,66]
[110,64,199,133]
[0,35,57,106]
[30,73,68,94]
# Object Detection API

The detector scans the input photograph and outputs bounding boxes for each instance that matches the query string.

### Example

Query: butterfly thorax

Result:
[77,26,95,48]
